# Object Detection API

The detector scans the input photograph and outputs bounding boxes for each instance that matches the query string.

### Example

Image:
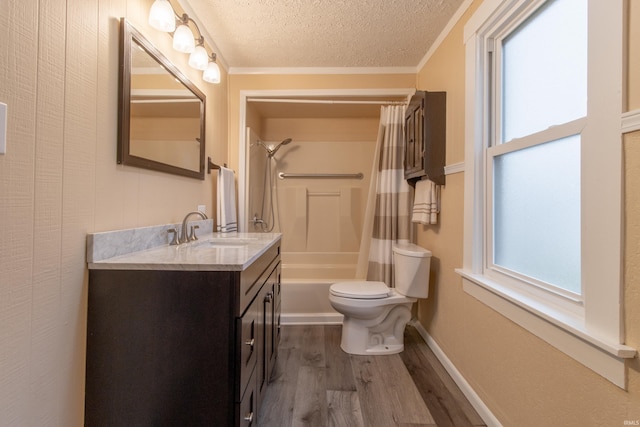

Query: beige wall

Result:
[0,0,228,424]
[415,1,640,425]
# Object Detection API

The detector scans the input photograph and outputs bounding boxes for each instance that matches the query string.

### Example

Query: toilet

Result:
[329,242,432,355]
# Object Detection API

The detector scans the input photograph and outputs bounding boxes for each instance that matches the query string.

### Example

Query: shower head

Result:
[259,138,293,158]
[270,138,293,156]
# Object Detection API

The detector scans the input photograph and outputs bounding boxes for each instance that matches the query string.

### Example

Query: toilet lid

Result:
[330,281,390,299]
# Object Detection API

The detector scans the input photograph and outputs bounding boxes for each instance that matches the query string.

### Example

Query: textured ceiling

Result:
[182,0,465,70]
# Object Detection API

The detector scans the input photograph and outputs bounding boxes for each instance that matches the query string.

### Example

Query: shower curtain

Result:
[356,105,411,286]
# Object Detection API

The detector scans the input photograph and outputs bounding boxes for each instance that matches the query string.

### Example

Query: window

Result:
[490,0,586,299]
[459,0,635,388]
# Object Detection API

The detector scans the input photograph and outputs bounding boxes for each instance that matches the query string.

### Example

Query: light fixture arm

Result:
[176,13,204,46]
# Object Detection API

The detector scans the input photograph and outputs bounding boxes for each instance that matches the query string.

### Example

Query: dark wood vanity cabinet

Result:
[404,90,446,184]
[240,257,281,427]
[85,243,281,426]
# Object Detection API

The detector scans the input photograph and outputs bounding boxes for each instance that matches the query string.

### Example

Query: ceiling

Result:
[180,0,464,119]
[182,0,465,70]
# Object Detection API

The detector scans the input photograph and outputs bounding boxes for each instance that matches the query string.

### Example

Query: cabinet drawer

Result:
[237,301,258,401]
[236,365,257,427]
[239,243,280,316]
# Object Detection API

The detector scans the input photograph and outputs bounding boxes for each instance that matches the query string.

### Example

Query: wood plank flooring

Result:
[258,324,486,427]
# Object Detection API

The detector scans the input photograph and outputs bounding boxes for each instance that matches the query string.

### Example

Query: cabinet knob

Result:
[265,292,274,303]
[245,338,255,347]
[244,412,254,423]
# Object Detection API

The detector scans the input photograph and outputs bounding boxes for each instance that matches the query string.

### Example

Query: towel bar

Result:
[208,157,229,174]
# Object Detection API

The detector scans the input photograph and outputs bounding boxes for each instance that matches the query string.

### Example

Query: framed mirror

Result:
[118,18,206,180]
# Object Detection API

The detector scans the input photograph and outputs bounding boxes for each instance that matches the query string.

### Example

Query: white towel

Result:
[412,179,439,225]
[217,166,237,232]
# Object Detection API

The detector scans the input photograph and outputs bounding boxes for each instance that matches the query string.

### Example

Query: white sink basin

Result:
[194,237,258,248]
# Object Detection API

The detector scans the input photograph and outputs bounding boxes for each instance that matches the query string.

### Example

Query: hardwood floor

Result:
[258,324,486,427]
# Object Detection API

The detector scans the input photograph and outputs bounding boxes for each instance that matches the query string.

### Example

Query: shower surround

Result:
[247,122,379,323]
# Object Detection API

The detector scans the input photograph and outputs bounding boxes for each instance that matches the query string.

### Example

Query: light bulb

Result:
[203,61,221,84]
[173,24,195,53]
[148,0,175,32]
[188,45,209,70]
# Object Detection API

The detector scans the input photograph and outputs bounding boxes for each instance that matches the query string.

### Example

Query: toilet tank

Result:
[392,242,432,298]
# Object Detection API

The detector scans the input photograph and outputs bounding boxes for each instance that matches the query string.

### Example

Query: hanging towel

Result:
[412,179,439,225]
[217,166,238,232]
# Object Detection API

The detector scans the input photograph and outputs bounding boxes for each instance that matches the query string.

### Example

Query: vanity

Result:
[84,224,281,426]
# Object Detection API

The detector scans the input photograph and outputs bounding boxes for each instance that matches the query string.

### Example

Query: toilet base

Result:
[339,303,412,355]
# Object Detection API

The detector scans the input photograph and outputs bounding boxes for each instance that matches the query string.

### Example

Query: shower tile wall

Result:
[249,116,379,269]
[280,186,361,252]
[273,139,374,252]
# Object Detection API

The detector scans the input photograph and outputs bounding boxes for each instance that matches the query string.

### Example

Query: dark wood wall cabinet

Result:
[85,243,281,426]
[404,90,447,185]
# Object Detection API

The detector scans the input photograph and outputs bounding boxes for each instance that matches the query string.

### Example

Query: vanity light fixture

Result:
[188,38,209,70]
[203,53,221,84]
[148,0,175,32]
[147,0,221,83]
[172,16,195,53]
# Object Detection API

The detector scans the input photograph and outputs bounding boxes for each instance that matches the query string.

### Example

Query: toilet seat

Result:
[330,281,390,299]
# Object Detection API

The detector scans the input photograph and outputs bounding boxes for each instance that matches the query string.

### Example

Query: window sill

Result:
[456,268,636,389]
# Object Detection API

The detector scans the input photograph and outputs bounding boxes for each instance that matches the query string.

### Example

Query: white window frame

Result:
[458,0,636,388]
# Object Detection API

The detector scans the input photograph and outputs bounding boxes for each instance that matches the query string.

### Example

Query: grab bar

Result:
[278,172,363,180]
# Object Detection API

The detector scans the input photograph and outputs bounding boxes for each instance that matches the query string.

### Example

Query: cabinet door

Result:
[406,109,416,171]
[265,262,281,383]
[256,266,276,416]
[264,284,274,383]
[273,264,282,362]
[404,98,425,179]
[237,297,258,402]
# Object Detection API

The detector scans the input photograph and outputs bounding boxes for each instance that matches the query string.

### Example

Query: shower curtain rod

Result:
[247,98,407,106]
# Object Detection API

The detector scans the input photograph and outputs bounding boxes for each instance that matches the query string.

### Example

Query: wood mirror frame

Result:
[117,18,206,180]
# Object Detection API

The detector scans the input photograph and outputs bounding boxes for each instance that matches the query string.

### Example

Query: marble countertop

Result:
[87,222,281,271]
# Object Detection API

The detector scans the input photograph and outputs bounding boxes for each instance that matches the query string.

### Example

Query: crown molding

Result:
[417,0,473,71]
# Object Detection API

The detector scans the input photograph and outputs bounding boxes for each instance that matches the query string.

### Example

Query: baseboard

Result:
[410,320,502,427]
[281,312,344,325]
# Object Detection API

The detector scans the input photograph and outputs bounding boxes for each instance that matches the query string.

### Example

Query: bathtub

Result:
[280,252,360,325]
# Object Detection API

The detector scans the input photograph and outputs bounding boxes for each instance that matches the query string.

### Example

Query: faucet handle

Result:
[189,225,200,241]
[167,228,179,245]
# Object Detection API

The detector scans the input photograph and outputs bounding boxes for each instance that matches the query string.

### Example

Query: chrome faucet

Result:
[177,211,208,244]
